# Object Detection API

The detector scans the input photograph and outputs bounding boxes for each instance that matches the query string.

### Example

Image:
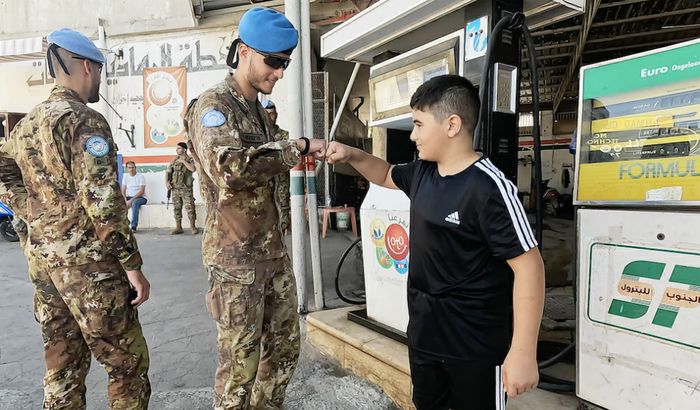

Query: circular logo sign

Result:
[385,223,409,261]
[369,219,386,247]
[375,247,393,269]
[150,128,167,144]
[394,258,409,275]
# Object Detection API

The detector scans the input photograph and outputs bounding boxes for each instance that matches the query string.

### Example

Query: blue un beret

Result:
[239,7,298,54]
[47,28,105,65]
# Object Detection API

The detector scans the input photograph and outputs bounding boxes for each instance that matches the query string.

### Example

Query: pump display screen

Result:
[576,39,700,204]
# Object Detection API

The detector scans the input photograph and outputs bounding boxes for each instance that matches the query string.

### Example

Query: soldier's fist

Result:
[126,270,150,307]
[325,141,353,164]
[307,138,326,158]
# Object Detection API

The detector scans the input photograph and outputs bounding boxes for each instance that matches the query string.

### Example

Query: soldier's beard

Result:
[88,86,100,103]
[253,80,273,95]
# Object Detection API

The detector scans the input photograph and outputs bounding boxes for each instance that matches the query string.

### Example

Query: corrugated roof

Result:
[522,0,700,110]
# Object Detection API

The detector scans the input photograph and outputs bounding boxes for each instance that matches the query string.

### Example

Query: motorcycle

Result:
[0,201,19,242]
[542,179,561,217]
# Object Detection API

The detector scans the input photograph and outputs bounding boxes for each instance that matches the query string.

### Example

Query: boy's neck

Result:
[436,144,481,177]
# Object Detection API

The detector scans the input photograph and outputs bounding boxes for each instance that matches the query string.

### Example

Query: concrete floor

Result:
[0,219,578,409]
[0,228,395,410]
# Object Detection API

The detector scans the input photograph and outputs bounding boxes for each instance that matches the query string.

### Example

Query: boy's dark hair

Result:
[410,74,480,134]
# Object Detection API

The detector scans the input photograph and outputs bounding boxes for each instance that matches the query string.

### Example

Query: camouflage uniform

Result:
[185,73,300,410]
[0,86,150,409]
[166,155,197,229]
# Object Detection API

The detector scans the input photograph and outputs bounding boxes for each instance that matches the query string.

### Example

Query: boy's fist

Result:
[325,141,352,164]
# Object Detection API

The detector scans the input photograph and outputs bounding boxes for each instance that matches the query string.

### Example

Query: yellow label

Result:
[587,134,697,152]
[592,104,700,133]
[578,154,700,201]
[662,287,700,309]
[618,278,653,301]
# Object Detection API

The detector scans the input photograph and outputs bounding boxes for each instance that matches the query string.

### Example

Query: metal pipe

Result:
[301,2,314,140]
[324,75,331,207]
[305,157,324,309]
[328,62,361,142]
[285,0,308,313]
[325,90,338,208]
[301,0,324,311]
[97,19,109,118]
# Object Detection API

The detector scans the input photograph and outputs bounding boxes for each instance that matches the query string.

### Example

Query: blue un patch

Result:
[201,109,226,128]
[85,135,110,157]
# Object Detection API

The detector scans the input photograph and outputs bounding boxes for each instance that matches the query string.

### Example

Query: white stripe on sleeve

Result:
[481,159,537,248]
[475,161,537,251]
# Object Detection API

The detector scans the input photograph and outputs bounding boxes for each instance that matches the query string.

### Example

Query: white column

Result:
[301,0,324,310]
[285,0,308,313]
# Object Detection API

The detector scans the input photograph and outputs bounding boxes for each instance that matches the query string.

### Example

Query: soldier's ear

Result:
[238,43,252,62]
[81,59,93,76]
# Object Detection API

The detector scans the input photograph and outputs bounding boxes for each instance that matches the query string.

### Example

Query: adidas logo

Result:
[444,211,460,225]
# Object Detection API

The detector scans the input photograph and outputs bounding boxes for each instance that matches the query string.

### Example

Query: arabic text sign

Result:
[106,33,232,79]
[23,31,233,88]
[587,243,700,350]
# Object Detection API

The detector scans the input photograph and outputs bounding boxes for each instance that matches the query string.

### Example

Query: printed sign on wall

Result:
[368,215,410,276]
[143,66,187,148]
[465,16,488,61]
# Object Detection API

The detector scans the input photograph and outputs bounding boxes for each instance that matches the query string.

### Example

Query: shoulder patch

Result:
[201,109,226,128]
[85,135,110,157]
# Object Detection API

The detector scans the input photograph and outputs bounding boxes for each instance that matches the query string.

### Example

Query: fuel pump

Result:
[465,3,576,393]
[575,38,700,410]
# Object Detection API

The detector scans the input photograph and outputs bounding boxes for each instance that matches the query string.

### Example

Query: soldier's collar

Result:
[225,73,271,135]
[225,74,248,106]
[50,85,84,103]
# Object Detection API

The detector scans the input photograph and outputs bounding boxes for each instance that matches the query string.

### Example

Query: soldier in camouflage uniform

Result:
[263,99,291,142]
[166,141,198,234]
[185,7,325,410]
[0,29,151,409]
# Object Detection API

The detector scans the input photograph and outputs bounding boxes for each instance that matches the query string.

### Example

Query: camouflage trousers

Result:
[205,256,300,410]
[172,186,196,223]
[28,259,151,409]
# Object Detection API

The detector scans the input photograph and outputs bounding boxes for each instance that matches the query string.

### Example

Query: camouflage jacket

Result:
[185,74,299,267]
[0,86,142,270]
[166,155,195,188]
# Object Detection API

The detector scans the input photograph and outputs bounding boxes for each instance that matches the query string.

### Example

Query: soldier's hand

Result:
[325,141,352,164]
[126,270,150,307]
[306,138,327,158]
[166,182,173,190]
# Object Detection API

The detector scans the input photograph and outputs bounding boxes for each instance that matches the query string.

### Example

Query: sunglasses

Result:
[72,56,103,73]
[250,47,291,70]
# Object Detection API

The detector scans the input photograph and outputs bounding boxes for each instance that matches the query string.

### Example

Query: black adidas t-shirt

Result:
[391,157,537,362]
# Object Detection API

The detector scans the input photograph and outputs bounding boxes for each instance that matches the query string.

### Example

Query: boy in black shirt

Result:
[325,75,545,410]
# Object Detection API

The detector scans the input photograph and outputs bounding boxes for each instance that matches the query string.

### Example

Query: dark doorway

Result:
[386,128,417,165]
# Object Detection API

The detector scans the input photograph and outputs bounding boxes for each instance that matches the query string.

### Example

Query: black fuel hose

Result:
[476,12,573,391]
[335,238,366,305]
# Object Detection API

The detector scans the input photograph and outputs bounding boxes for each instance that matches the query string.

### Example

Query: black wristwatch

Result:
[299,137,310,155]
